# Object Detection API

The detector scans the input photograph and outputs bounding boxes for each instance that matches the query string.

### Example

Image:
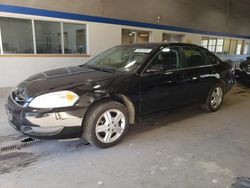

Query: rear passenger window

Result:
[181,47,206,68]
[206,51,220,65]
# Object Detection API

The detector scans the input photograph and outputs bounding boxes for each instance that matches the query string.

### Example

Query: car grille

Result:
[11,87,27,106]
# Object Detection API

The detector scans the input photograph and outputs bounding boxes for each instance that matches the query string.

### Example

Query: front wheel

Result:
[82,101,129,148]
[202,84,224,112]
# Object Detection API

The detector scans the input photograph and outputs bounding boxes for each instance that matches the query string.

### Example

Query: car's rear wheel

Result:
[82,101,129,148]
[202,84,224,112]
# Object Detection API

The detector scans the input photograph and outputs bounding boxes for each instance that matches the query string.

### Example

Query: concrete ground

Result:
[0,84,250,188]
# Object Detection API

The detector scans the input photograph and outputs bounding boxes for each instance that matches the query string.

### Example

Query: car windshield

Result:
[84,46,154,72]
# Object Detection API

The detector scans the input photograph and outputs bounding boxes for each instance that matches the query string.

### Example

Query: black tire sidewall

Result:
[83,101,129,148]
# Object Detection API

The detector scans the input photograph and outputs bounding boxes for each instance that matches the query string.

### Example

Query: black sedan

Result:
[5,43,235,148]
[235,57,250,85]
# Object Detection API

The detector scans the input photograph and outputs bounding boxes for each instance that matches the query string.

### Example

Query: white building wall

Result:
[0,12,249,87]
[0,57,86,87]
[88,23,122,56]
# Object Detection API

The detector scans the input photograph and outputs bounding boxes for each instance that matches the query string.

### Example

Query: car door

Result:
[179,47,217,104]
[140,47,189,116]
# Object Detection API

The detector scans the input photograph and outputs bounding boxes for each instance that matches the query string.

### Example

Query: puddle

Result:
[0,139,89,175]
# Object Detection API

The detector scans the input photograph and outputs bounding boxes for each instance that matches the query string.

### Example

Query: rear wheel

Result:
[202,84,224,112]
[82,101,129,148]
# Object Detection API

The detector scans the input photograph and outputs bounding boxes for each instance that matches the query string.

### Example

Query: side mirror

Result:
[146,64,164,73]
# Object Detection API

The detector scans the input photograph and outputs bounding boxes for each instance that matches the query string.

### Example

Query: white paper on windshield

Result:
[134,49,152,53]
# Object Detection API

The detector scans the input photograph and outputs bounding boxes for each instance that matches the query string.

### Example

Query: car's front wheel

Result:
[82,101,129,148]
[202,84,224,112]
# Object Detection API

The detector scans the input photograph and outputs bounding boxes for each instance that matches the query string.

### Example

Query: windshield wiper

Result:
[82,64,115,73]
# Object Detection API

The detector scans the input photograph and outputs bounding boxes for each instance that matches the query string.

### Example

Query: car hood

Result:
[17,66,122,97]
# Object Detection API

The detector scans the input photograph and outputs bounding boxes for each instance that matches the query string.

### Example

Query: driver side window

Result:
[146,47,180,73]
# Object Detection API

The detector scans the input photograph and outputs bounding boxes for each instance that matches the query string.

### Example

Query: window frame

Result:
[162,33,184,43]
[244,43,250,55]
[0,17,34,54]
[201,37,209,49]
[63,22,87,54]
[142,46,181,74]
[179,46,210,69]
[201,37,225,54]
[215,38,224,53]
[0,26,3,55]
[208,38,217,53]
[204,50,221,65]
[0,16,88,56]
[236,40,243,55]
[142,46,216,75]
[121,28,151,44]
[34,20,62,54]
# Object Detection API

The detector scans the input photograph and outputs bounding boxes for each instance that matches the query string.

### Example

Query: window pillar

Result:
[241,40,245,55]
[134,32,137,43]
[61,22,65,54]
[0,26,3,54]
[32,19,37,54]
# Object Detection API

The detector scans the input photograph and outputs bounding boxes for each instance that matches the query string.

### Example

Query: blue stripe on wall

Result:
[1,4,250,39]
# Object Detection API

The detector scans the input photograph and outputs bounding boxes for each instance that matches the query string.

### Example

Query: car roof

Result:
[119,42,204,49]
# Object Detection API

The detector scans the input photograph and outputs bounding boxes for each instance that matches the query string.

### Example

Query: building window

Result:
[201,37,223,53]
[63,23,86,54]
[136,31,150,43]
[162,33,183,43]
[216,38,224,53]
[201,37,209,49]
[201,37,246,55]
[122,29,135,44]
[122,29,150,44]
[0,16,87,55]
[244,43,250,55]
[0,17,34,54]
[35,21,61,54]
[236,40,243,55]
[208,38,217,53]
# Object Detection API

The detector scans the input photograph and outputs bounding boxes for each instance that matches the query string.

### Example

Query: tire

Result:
[82,101,129,148]
[201,83,224,112]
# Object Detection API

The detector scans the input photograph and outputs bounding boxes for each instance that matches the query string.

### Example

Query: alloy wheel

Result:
[95,109,126,143]
[210,87,223,109]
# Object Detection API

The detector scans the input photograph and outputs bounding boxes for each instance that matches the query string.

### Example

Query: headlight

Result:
[29,91,79,108]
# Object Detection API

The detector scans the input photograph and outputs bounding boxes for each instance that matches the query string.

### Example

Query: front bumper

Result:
[5,96,85,139]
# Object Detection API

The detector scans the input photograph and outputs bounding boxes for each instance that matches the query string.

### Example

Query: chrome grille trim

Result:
[11,87,28,107]
[10,93,23,107]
